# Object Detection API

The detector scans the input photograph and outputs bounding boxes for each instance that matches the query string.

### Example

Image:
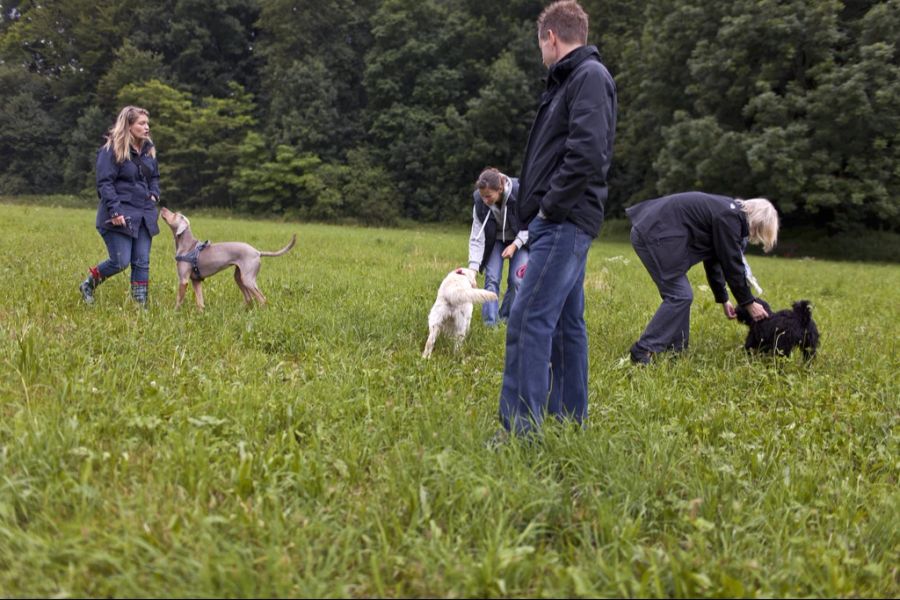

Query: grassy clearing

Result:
[0,202,897,597]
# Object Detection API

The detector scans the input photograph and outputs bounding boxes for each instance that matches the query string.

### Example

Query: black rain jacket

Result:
[626,191,754,306]
[517,45,617,238]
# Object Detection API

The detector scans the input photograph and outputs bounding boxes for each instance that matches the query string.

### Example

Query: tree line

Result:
[1,0,897,230]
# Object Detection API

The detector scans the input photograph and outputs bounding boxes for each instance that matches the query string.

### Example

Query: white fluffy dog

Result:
[422,267,498,358]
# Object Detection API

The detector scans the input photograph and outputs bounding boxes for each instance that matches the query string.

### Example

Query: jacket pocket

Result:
[650,235,690,275]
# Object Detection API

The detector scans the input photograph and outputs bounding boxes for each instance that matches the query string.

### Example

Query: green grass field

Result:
[0,203,897,597]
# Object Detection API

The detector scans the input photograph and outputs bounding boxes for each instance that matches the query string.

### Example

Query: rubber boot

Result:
[79,267,103,305]
[131,281,148,308]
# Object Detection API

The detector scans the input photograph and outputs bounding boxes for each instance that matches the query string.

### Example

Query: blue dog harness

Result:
[175,240,211,281]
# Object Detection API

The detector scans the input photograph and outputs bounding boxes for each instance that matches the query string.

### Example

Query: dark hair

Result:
[537,0,588,45]
[476,167,503,191]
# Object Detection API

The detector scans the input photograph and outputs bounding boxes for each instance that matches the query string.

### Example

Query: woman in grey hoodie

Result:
[467,168,529,326]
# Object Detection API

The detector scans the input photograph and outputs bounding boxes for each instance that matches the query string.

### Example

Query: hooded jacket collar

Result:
[131,140,155,157]
[547,45,601,88]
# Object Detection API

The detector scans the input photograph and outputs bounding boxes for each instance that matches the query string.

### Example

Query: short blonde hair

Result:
[740,198,779,253]
[537,1,589,45]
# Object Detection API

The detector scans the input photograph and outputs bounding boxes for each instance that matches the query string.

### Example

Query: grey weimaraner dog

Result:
[159,206,296,309]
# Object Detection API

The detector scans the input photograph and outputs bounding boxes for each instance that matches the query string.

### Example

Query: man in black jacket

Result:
[497,0,617,437]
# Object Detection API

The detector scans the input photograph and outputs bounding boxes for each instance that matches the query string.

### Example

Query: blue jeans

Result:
[481,241,529,325]
[97,225,152,283]
[498,217,593,435]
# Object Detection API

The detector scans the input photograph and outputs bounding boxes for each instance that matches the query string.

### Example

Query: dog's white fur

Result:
[422,267,498,358]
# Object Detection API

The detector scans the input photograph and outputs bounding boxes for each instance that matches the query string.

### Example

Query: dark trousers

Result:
[630,228,693,357]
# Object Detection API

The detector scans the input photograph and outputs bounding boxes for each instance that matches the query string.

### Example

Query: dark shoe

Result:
[79,277,95,305]
[630,350,652,365]
[486,427,545,449]
[485,429,510,450]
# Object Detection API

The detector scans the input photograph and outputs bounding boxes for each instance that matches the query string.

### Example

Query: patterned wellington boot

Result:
[78,267,103,305]
[131,282,148,308]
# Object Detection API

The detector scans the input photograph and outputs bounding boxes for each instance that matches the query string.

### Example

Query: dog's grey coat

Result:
[160,207,295,309]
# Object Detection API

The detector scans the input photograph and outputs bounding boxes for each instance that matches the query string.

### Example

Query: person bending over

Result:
[626,191,778,364]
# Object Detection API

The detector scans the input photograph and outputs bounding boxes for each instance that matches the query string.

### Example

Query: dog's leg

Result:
[451,316,469,352]
[236,265,267,306]
[176,280,189,309]
[234,268,252,305]
[245,275,267,305]
[192,280,205,310]
[773,330,790,356]
[250,286,267,305]
[422,325,439,358]
[453,306,474,352]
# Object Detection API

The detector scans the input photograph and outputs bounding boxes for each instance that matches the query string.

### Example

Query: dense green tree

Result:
[364,0,543,221]
[611,0,727,213]
[117,79,256,207]
[0,0,897,232]
[255,0,376,159]
[0,0,130,196]
[640,0,899,229]
[311,149,400,224]
[0,66,59,193]
[230,133,323,214]
[0,0,125,82]
[62,105,109,195]
[95,41,170,112]
[264,58,343,157]
[129,0,261,98]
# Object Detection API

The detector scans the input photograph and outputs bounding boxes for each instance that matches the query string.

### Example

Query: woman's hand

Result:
[502,243,517,259]
[111,214,126,227]
[746,301,769,322]
[723,301,737,320]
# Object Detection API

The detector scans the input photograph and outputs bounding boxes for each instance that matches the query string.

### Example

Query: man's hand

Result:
[502,243,517,259]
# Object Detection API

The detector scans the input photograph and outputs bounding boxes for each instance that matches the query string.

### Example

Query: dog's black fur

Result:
[735,298,819,360]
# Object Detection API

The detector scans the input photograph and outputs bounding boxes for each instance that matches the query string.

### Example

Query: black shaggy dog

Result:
[735,298,819,360]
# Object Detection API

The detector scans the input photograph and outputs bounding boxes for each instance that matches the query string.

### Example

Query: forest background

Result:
[1,0,898,233]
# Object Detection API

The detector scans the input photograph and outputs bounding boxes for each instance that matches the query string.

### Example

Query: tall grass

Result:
[0,203,897,597]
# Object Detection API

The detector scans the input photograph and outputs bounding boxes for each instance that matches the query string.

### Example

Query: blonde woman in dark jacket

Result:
[79,106,161,307]
[626,191,778,364]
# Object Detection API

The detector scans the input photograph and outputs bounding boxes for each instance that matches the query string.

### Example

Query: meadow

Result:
[0,202,897,597]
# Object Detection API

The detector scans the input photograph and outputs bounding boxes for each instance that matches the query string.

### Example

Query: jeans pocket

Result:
[573,226,592,257]
[528,215,551,241]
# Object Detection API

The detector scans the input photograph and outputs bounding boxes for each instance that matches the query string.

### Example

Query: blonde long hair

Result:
[739,198,779,253]
[105,106,155,163]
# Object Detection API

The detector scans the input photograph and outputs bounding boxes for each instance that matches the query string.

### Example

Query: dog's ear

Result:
[175,217,189,236]
[455,268,464,275]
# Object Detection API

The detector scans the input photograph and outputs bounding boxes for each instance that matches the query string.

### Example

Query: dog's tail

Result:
[446,287,498,305]
[792,300,813,326]
[260,234,297,257]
